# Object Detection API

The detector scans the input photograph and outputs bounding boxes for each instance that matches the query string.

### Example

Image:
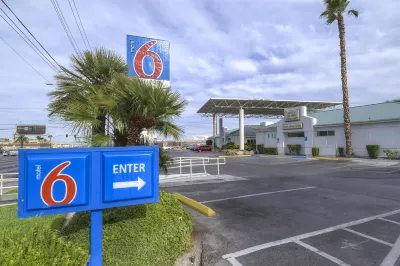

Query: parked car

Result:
[194,145,212,152]
[9,150,18,156]
[2,150,9,156]
[162,146,172,150]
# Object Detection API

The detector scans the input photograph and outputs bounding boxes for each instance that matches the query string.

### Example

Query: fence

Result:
[166,157,226,179]
[0,173,18,196]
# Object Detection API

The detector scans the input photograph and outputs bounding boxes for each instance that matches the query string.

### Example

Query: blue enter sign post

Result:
[18,146,159,265]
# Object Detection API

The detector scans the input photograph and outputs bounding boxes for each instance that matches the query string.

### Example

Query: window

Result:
[267,133,277,139]
[247,139,256,144]
[287,132,305,137]
[317,130,335,136]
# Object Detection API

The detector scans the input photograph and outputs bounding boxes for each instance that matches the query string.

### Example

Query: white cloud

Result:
[229,59,258,72]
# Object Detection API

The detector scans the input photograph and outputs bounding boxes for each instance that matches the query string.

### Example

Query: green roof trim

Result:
[309,102,400,126]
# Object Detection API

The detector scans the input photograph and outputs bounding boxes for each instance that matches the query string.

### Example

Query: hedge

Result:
[244,144,256,151]
[0,205,86,265]
[383,149,400,160]
[366,145,380,159]
[337,147,345,157]
[257,144,264,154]
[0,191,192,266]
[264,147,278,155]
[287,144,301,155]
[60,191,192,266]
[312,147,320,157]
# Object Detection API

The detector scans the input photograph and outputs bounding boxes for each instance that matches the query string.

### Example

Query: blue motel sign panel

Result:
[18,146,159,218]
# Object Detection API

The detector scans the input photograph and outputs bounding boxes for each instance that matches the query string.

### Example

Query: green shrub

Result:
[366,145,380,159]
[312,147,320,157]
[206,139,212,146]
[383,149,400,160]
[338,147,345,157]
[287,144,301,155]
[264,147,278,155]
[222,142,235,149]
[257,144,264,154]
[0,226,89,265]
[244,144,256,151]
[60,191,192,266]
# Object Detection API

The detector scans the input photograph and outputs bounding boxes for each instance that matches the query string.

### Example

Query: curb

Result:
[311,157,353,161]
[218,155,252,158]
[174,193,216,217]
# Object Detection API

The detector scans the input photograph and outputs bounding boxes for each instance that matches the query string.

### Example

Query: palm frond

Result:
[348,9,359,18]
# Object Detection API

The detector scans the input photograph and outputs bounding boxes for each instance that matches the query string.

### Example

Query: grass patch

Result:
[5,188,18,194]
[0,204,88,265]
[0,191,192,265]
[60,191,192,266]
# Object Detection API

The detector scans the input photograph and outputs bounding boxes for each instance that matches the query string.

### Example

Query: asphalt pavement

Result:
[166,150,400,266]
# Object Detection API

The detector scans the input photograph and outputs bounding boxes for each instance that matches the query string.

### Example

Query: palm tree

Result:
[16,135,29,148]
[36,136,43,143]
[47,48,127,144]
[48,135,53,148]
[110,76,187,146]
[320,0,358,156]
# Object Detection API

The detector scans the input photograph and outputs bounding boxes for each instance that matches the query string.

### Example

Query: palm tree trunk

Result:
[337,14,353,156]
[127,126,142,146]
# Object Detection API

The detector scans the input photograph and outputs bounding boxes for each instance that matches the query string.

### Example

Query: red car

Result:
[194,145,212,152]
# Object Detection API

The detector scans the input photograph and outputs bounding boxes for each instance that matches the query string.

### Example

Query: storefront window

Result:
[287,132,305,137]
[317,130,335,136]
[247,139,256,144]
[267,133,277,138]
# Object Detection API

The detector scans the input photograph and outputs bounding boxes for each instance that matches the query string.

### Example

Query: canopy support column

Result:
[239,108,244,150]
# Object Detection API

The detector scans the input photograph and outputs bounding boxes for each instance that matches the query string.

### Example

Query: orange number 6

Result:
[40,161,77,206]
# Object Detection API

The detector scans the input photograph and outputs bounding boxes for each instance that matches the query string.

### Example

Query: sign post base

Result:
[89,210,102,266]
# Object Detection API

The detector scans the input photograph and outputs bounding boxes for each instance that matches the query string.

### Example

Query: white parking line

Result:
[200,186,316,204]
[226,257,243,266]
[222,208,400,259]
[294,240,350,266]
[379,218,400,225]
[343,228,393,247]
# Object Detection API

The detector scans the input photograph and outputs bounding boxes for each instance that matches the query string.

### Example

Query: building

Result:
[255,102,400,157]
[198,98,400,157]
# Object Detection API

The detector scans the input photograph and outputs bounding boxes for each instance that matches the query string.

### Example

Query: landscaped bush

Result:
[222,142,236,149]
[257,144,264,154]
[244,144,256,151]
[312,147,320,156]
[264,147,278,155]
[0,226,89,265]
[287,144,301,155]
[0,191,192,266]
[366,145,380,159]
[338,147,345,157]
[60,191,192,266]
[383,149,400,160]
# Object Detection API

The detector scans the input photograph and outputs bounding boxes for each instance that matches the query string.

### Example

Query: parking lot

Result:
[166,151,400,266]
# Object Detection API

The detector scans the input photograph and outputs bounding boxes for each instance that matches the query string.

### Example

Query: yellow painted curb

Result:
[219,155,251,158]
[174,193,216,217]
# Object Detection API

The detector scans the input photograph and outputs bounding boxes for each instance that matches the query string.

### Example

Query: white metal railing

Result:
[167,157,226,180]
[0,173,18,196]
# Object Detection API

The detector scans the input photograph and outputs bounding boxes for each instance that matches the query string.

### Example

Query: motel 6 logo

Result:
[127,35,170,81]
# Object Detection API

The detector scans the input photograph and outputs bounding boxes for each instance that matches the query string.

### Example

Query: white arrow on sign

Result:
[113,177,146,190]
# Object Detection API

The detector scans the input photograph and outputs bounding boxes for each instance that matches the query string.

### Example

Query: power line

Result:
[51,0,81,55]
[72,0,91,52]
[1,0,61,69]
[0,35,51,82]
[0,11,58,72]
[67,0,88,51]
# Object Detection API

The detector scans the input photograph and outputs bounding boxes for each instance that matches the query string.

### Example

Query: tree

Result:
[385,99,400,103]
[48,135,53,148]
[16,135,29,148]
[320,0,358,156]
[36,136,43,143]
[109,76,187,146]
[47,48,127,144]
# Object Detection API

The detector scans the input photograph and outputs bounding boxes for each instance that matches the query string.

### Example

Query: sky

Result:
[0,0,399,143]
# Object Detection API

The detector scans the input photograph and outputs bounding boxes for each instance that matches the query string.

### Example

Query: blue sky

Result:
[0,0,399,143]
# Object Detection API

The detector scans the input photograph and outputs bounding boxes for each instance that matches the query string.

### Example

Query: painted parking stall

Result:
[18,146,159,265]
